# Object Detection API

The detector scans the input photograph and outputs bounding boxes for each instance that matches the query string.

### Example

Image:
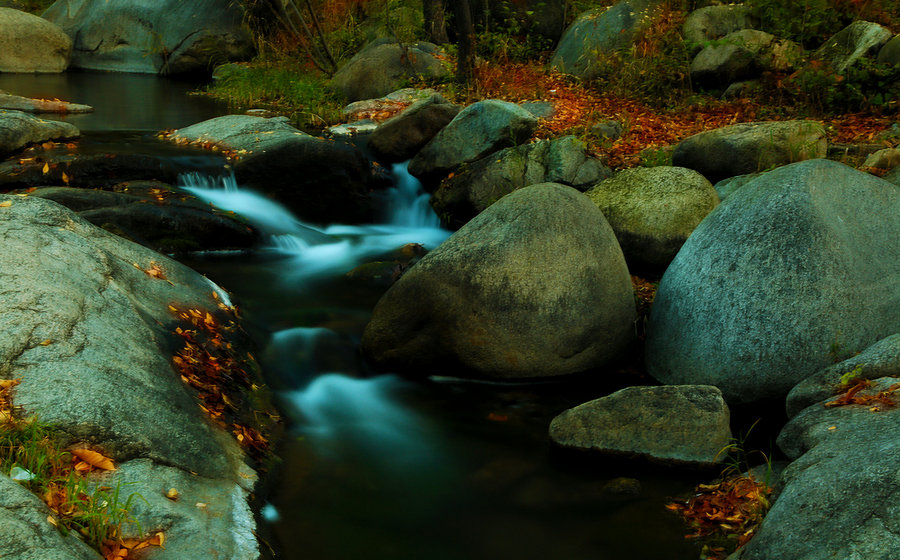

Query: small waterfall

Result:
[177,165,449,281]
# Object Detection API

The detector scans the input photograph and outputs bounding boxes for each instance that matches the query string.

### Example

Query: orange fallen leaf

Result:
[61,171,70,185]
[0,201,11,208]
[71,448,116,471]
[42,162,50,174]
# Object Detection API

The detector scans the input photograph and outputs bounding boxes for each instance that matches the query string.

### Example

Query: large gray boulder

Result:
[549,385,731,467]
[690,29,780,88]
[368,94,461,163]
[330,42,450,102]
[645,160,900,404]
[877,35,900,66]
[682,4,756,53]
[42,0,253,75]
[169,115,378,224]
[407,99,538,186]
[0,109,79,155]
[672,120,827,183]
[362,183,636,379]
[813,20,893,74]
[585,166,719,273]
[550,0,658,79]
[0,8,70,72]
[431,135,612,228]
[0,194,260,558]
[734,374,900,559]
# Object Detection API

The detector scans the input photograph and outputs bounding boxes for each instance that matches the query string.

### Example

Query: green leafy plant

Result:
[839,364,866,388]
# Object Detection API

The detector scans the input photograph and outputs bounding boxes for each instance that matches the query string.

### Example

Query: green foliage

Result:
[62,478,146,551]
[747,0,843,48]
[715,419,775,487]
[782,57,900,114]
[0,418,65,493]
[839,364,865,388]
[205,63,344,128]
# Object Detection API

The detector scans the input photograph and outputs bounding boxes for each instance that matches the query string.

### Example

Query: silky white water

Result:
[179,162,450,281]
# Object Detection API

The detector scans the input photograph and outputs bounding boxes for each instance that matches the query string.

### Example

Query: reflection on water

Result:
[0,70,226,131]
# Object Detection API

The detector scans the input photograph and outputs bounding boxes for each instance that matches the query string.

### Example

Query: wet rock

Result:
[169,115,379,224]
[0,151,178,189]
[0,8,71,73]
[362,183,635,379]
[813,20,892,74]
[0,92,92,113]
[368,94,461,163]
[0,194,259,558]
[329,42,449,102]
[431,135,612,228]
[407,99,538,186]
[550,0,659,79]
[671,120,826,182]
[585,166,719,273]
[645,160,900,404]
[0,110,79,155]
[785,334,900,418]
[43,0,253,75]
[549,385,731,467]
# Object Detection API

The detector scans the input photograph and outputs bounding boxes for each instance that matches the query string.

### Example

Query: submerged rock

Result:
[362,183,635,379]
[645,160,900,404]
[549,385,731,467]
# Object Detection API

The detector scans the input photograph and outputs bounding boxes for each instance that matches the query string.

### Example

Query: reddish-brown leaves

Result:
[824,379,900,410]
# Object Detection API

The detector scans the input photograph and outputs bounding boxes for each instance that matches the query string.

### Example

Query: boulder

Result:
[0,92,92,113]
[168,115,379,224]
[671,120,826,183]
[42,0,253,75]
[0,7,71,72]
[368,94,461,163]
[690,29,792,88]
[785,334,900,418]
[886,166,900,186]
[362,183,636,379]
[550,0,658,79]
[713,172,761,201]
[329,42,449,102]
[682,4,756,53]
[431,135,612,228]
[0,110,79,155]
[0,475,99,560]
[0,151,180,189]
[813,20,893,74]
[407,99,538,186]
[28,184,259,253]
[733,375,900,559]
[341,87,438,121]
[877,35,900,66]
[549,385,731,467]
[645,160,900,404]
[0,194,260,558]
[863,147,900,170]
[585,166,719,273]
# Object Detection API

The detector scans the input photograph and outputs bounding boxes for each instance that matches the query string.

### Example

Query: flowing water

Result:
[2,72,705,560]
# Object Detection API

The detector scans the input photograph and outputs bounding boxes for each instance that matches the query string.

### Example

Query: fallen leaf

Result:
[39,339,52,346]
[0,201,11,208]
[71,448,116,471]
[165,488,179,501]
[42,162,50,174]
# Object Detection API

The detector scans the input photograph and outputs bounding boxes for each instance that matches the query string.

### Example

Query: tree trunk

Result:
[422,0,449,44]
[452,0,475,86]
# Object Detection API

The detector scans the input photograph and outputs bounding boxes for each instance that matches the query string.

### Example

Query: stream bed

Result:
[4,71,708,560]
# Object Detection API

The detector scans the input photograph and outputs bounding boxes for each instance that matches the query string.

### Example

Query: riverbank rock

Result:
[408,99,539,186]
[168,115,379,224]
[0,194,261,558]
[330,41,450,102]
[27,183,259,253]
[43,0,253,75]
[585,166,718,273]
[878,35,900,66]
[733,374,900,559]
[671,120,826,183]
[0,110,79,155]
[549,385,731,467]
[431,136,612,228]
[362,183,635,379]
[550,0,658,79]
[785,334,900,418]
[813,20,892,74]
[0,8,71,72]
[0,92,92,113]
[368,94,461,163]
[645,160,900,404]
[0,151,180,189]
[689,29,801,89]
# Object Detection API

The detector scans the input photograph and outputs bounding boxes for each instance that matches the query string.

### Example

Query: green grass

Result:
[205,62,345,129]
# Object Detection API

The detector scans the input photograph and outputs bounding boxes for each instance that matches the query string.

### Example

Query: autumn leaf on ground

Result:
[42,162,50,174]
[0,200,11,208]
[71,448,116,471]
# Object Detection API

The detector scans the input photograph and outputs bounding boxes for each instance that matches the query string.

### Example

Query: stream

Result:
[3,71,706,560]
